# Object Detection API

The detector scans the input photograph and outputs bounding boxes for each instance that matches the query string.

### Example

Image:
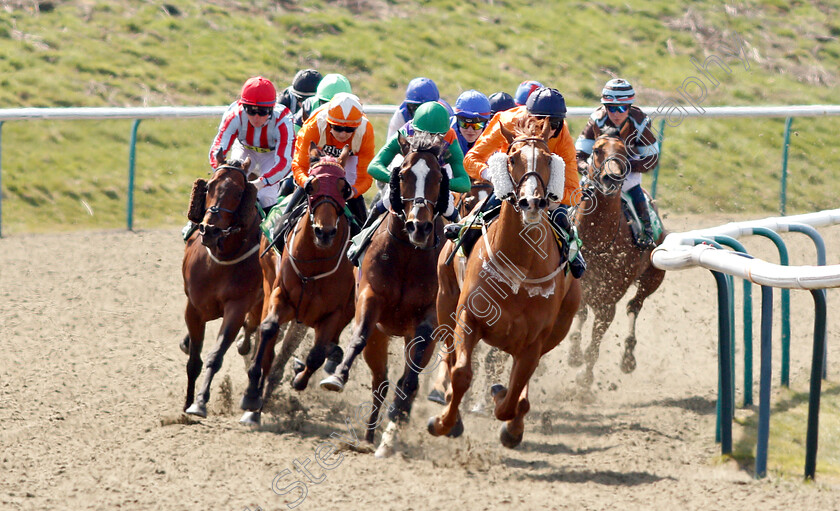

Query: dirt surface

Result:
[2,213,839,510]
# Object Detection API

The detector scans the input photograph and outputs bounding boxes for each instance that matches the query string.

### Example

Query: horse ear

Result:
[338,145,351,167]
[538,117,552,140]
[309,141,321,162]
[236,181,258,227]
[435,164,451,216]
[214,148,225,167]
[499,121,516,145]
[187,178,208,223]
[242,157,252,173]
[397,132,410,156]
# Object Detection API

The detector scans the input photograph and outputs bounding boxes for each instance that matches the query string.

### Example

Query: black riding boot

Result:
[548,207,586,279]
[634,200,657,250]
[273,186,306,254]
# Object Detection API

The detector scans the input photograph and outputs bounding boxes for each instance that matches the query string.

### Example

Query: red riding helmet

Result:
[239,76,276,107]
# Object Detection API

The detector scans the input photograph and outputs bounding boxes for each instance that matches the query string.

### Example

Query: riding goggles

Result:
[606,104,629,114]
[245,105,272,116]
[331,125,357,133]
[458,118,487,130]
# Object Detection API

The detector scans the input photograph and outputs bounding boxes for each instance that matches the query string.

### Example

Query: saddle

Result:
[259,195,307,256]
[346,213,387,267]
[620,191,663,249]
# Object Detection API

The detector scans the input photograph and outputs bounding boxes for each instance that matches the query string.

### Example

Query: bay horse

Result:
[429,116,581,448]
[454,179,494,218]
[566,126,666,387]
[319,132,450,458]
[182,155,262,417]
[240,146,356,423]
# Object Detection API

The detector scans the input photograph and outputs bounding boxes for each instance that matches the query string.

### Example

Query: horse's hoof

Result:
[236,334,250,356]
[292,357,305,375]
[374,443,395,458]
[427,416,442,437]
[179,335,189,355]
[490,384,506,398]
[621,353,637,373]
[427,389,446,405]
[499,423,523,449]
[319,374,345,393]
[239,394,263,412]
[239,411,261,426]
[291,372,308,392]
[323,346,344,375]
[447,416,464,438]
[185,401,207,418]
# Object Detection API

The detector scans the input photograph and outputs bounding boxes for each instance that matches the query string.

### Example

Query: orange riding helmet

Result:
[326,92,364,127]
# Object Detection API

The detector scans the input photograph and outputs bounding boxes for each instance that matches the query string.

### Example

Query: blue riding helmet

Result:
[514,80,544,106]
[488,92,516,115]
[405,77,440,104]
[454,90,491,120]
[526,87,567,119]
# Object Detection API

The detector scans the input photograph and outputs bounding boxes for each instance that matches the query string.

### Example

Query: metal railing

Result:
[1,104,840,236]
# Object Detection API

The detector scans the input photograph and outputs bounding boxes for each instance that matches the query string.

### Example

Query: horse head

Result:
[587,125,631,197]
[188,155,257,250]
[489,116,564,225]
[390,132,449,247]
[305,144,352,248]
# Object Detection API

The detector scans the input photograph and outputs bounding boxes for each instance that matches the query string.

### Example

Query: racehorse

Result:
[240,146,356,422]
[429,116,581,448]
[181,155,263,417]
[566,126,666,387]
[454,179,494,218]
[319,132,450,458]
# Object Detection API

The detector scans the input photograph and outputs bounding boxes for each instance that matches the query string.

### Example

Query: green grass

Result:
[731,382,840,483]
[0,0,838,233]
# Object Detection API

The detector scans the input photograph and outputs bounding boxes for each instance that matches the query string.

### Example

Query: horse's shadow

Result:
[516,441,613,456]
[519,468,674,486]
[635,395,717,416]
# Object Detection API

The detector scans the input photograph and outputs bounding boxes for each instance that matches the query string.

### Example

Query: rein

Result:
[498,136,551,209]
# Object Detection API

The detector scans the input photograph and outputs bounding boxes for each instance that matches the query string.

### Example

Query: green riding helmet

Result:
[411,102,450,134]
[314,74,352,103]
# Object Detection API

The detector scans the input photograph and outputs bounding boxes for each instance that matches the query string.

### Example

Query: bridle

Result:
[199,164,250,240]
[497,136,551,211]
[392,148,445,222]
[584,133,629,197]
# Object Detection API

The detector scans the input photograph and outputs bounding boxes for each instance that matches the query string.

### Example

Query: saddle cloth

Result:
[620,191,663,248]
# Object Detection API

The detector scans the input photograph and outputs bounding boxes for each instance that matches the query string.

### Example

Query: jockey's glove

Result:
[249,178,266,190]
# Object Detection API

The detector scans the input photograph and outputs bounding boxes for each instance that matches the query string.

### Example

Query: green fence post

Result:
[127,119,141,231]
[650,119,665,200]
[751,227,791,387]
[780,117,793,216]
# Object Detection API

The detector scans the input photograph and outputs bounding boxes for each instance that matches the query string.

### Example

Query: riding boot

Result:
[360,200,386,231]
[273,186,306,254]
[548,206,586,278]
[634,200,657,249]
[348,201,385,267]
[182,221,198,242]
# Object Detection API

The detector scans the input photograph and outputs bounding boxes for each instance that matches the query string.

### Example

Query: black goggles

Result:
[245,105,272,116]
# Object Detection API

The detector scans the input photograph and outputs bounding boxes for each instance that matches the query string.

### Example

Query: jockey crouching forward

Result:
[272,92,374,254]
[463,86,586,278]
[575,78,660,249]
[363,101,471,230]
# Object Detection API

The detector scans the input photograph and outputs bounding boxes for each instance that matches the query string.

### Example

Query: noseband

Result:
[498,137,550,209]
[393,149,443,222]
[585,134,629,197]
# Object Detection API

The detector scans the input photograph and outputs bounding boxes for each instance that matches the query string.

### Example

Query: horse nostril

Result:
[420,222,433,236]
[405,221,416,233]
[313,226,323,237]
[325,227,337,238]
[518,198,530,210]
[538,198,547,209]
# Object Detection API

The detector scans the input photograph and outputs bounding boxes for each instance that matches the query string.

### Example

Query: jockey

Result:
[513,80,544,106]
[273,92,374,253]
[575,78,660,248]
[208,76,295,210]
[451,90,492,155]
[463,86,586,278]
[294,73,353,131]
[277,68,322,115]
[365,102,471,226]
[488,91,516,117]
[387,77,441,139]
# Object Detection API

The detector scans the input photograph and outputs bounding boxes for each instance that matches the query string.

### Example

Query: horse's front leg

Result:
[320,290,383,392]
[291,311,346,391]
[577,303,615,388]
[567,305,588,367]
[492,342,540,449]
[428,313,475,438]
[183,302,205,413]
[186,300,249,418]
[241,287,293,413]
[264,322,307,398]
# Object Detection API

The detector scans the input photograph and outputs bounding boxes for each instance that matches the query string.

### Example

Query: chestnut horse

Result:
[430,117,581,448]
[319,133,450,458]
[566,127,666,387]
[182,156,262,417]
[454,179,494,218]
[240,147,356,422]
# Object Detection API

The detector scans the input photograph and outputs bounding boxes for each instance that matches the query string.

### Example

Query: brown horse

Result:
[454,179,494,218]
[429,116,581,448]
[319,133,450,458]
[240,146,356,421]
[181,156,263,417]
[566,127,666,387]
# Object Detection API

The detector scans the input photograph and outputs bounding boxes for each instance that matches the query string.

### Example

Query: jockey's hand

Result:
[577,160,589,175]
[249,178,266,190]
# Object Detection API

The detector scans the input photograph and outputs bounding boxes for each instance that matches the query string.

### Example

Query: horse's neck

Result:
[486,202,558,269]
